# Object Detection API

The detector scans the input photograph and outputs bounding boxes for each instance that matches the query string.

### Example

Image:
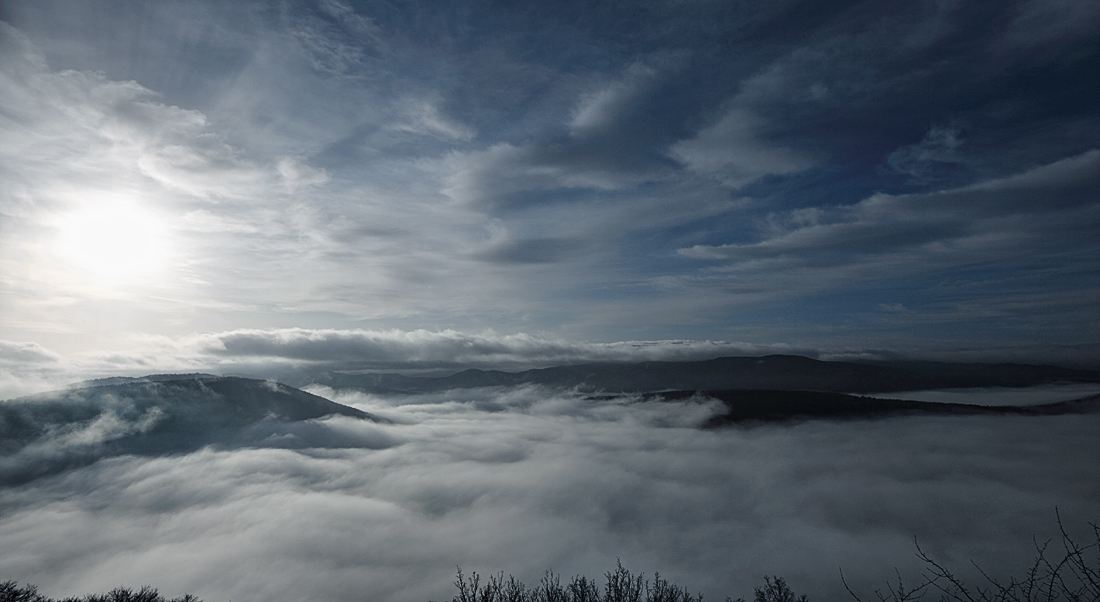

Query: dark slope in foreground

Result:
[634,390,1100,426]
[315,354,1100,394]
[0,375,378,486]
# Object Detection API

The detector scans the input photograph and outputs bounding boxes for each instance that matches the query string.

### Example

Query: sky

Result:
[1,0,1099,395]
[1,385,1097,602]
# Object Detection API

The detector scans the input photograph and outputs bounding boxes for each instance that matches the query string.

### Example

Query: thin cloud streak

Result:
[196,328,806,366]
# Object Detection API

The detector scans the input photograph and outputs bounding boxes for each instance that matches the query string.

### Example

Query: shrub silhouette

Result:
[3,517,1094,602]
[842,514,1099,602]
[439,560,724,602]
[438,516,1096,602]
[752,577,808,602]
[0,580,46,602]
[0,583,199,602]
[439,562,821,602]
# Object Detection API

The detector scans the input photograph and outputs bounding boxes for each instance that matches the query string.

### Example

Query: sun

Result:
[56,201,170,280]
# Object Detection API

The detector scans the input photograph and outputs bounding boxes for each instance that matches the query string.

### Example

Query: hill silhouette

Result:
[312,355,1100,394]
[0,375,378,485]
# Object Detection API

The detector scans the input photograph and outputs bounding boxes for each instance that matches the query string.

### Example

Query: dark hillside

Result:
[639,390,1100,426]
[313,355,1100,394]
[0,375,376,485]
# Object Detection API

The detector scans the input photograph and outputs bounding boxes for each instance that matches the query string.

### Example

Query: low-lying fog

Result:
[1,385,1097,602]
[881,383,1100,406]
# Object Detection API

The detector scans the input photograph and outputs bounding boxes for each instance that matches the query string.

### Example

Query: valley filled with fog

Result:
[1,383,1096,602]
[2,1,1098,601]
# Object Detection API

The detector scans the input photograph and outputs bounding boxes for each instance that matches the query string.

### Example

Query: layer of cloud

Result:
[1,386,1095,602]
[195,328,807,371]
[7,324,1100,402]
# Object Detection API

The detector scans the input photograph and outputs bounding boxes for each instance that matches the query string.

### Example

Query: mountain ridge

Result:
[311,354,1100,394]
[0,375,379,486]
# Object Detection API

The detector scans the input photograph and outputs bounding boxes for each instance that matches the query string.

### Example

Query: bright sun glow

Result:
[57,201,169,280]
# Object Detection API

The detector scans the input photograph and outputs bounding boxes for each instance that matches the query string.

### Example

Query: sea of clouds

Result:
[0,385,1096,602]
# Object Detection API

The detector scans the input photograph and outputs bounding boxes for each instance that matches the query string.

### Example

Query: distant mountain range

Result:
[311,354,1100,394]
[0,374,375,485]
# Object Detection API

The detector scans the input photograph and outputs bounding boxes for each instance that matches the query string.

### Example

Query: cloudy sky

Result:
[1,0,1098,394]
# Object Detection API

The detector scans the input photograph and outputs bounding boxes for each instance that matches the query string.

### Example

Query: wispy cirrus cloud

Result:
[664,151,1100,355]
[886,124,966,182]
[2,0,1098,375]
[670,108,818,188]
[679,150,1099,263]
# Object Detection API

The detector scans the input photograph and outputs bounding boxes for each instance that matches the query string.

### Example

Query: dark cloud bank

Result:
[1,376,1097,602]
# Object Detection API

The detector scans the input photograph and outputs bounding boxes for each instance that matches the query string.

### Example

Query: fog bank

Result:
[883,383,1100,406]
[1,386,1096,602]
